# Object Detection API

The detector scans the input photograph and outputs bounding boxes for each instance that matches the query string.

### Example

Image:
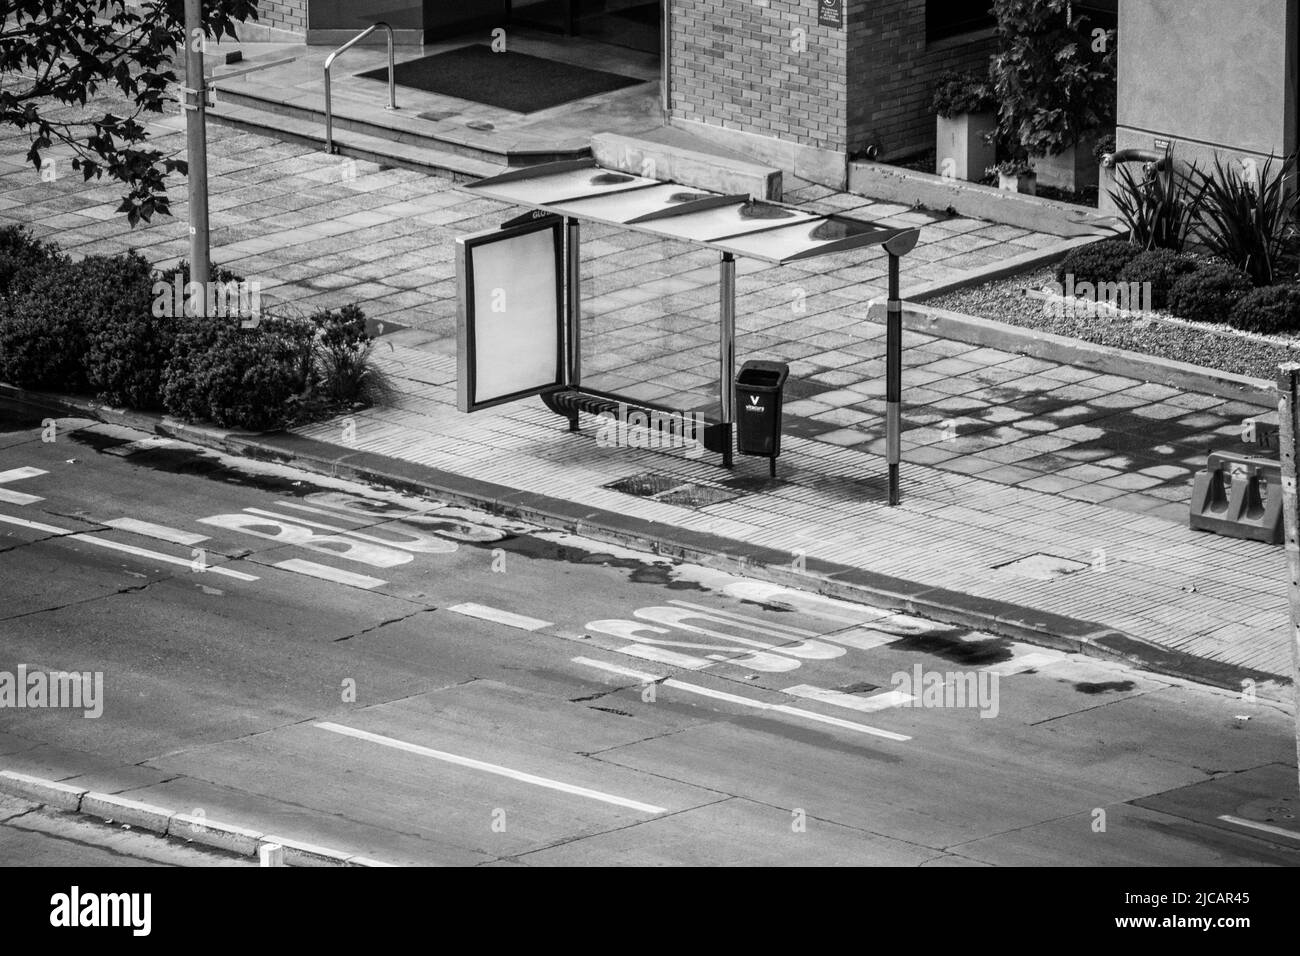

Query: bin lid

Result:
[467,159,920,265]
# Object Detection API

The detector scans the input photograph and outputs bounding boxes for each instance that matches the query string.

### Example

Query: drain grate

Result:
[604,472,743,509]
[993,552,1090,581]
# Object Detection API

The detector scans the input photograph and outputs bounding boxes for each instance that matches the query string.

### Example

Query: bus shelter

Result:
[456,159,920,504]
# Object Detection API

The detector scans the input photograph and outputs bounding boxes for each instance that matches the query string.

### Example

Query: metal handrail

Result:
[324,22,396,153]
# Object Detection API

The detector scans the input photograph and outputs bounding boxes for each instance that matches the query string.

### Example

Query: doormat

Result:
[357,45,645,114]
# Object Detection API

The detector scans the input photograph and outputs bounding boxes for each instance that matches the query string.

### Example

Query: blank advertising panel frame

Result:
[456,215,565,413]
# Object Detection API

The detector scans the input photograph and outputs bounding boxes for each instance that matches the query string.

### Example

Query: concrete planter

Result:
[999,171,1037,195]
[1034,131,1102,191]
[935,112,998,182]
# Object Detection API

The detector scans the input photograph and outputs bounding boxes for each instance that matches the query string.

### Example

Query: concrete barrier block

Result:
[0,771,87,812]
[81,792,174,833]
[172,813,263,856]
[263,834,352,867]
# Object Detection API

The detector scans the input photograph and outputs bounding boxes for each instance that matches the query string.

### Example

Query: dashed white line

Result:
[0,513,257,581]
[782,684,916,713]
[447,602,552,631]
[573,657,911,742]
[273,558,386,589]
[314,721,667,815]
[1217,815,1300,842]
[0,467,46,505]
[102,517,210,546]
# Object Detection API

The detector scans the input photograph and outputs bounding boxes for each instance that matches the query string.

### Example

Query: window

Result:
[926,1,995,44]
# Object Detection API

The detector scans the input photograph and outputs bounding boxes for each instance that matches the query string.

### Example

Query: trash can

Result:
[735,360,790,476]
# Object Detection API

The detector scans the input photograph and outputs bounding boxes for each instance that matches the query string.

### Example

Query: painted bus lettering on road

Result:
[197,512,414,568]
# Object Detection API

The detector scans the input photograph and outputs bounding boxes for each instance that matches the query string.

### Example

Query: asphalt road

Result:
[0,404,1297,866]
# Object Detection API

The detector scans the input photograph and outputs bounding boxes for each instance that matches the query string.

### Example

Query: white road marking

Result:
[982,651,1064,677]
[782,684,916,712]
[0,467,46,505]
[0,513,258,580]
[821,629,903,651]
[273,558,386,589]
[244,506,457,554]
[573,657,911,742]
[667,600,823,638]
[447,602,552,631]
[620,644,713,669]
[1217,815,1300,842]
[0,467,46,483]
[102,517,209,546]
[314,721,666,815]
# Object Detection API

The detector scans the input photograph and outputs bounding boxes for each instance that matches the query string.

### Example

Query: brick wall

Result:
[848,0,993,160]
[669,0,851,153]
[256,0,307,34]
[670,0,993,163]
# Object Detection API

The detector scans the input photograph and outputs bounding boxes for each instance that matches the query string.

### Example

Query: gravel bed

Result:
[926,267,1300,380]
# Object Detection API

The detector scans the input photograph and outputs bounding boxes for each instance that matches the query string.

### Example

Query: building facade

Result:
[239,1,1294,192]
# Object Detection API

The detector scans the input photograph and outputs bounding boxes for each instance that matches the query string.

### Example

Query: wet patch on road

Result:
[1074,680,1137,695]
[888,630,1013,666]
[490,534,707,591]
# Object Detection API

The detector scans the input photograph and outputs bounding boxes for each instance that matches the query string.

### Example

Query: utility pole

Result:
[182,0,211,292]
[1274,363,1300,791]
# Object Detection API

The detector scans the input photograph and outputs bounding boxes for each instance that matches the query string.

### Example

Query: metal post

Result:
[1273,363,1300,789]
[566,217,582,431]
[183,0,210,291]
[662,0,672,116]
[886,253,902,505]
[720,252,736,468]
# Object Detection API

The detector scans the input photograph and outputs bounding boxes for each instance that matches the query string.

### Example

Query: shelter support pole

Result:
[1274,363,1300,790]
[720,252,736,468]
[886,253,902,505]
[565,217,581,431]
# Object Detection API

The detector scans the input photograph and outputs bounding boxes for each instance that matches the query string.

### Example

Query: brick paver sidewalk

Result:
[0,96,1289,682]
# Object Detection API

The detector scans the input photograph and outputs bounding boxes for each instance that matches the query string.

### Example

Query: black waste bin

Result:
[736,360,790,476]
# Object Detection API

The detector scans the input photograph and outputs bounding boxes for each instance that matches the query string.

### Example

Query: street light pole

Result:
[183,0,211,293]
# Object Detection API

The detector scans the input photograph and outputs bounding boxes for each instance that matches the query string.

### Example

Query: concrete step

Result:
[214,87,589,169]
[206,101,508,182]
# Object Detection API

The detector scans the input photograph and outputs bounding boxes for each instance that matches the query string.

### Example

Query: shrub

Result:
[1055,238,1140,286]
[311,304,395,408]
[1092,132,1116,167]
[0,225,65,298]
[1107,152,1206,252]
[79,251,169,408]
[0,259,90,391]
[1231,283,1300,335]
[1193,151,1300,286]
[161,312,315,431]
[1116,248,1198,310]
[989,0,1116,158]
[1167,261,1254,324]
[931,70,996,118]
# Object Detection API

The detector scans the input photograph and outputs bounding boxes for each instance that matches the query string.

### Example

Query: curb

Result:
[0,771,391,866]
[847,158,1122,237]
[1,383,1288,691]
[901,235,1099,303]
[868,300,1276,407]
